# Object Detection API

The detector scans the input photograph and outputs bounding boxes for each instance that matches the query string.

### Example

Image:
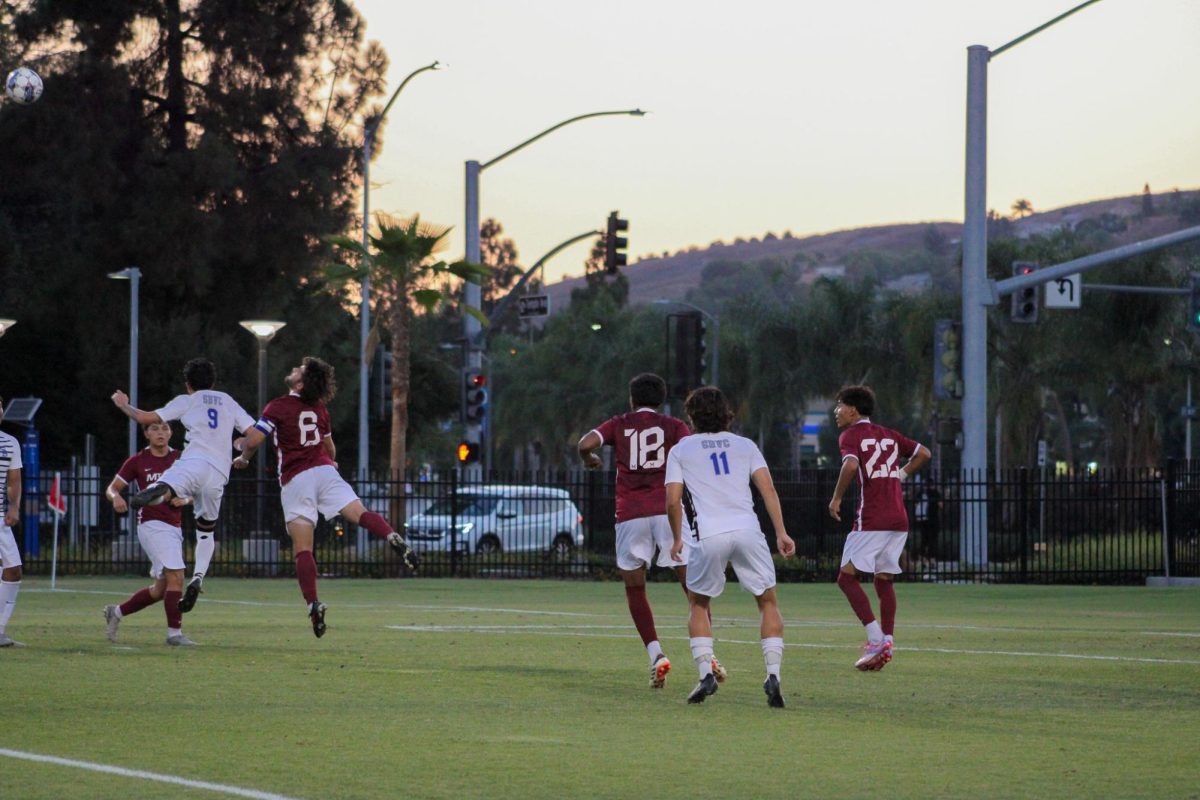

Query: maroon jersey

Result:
[838,419,919,532]
[117,448,183,527]
[593,409,691,523]
[254,394,335,486]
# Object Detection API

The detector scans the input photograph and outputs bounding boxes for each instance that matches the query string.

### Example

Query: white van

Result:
[403,485,584,557]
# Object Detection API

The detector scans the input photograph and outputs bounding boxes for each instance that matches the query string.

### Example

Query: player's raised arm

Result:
[751,467,795,557]
[110,390,164,426]
[233,426,268,469]
[829,455,858,521]
[577,430,603,470]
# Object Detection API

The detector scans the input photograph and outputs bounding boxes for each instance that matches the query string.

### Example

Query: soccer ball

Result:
[5,67,43,105]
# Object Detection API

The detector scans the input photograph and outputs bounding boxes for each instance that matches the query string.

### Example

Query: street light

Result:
[463,108,646,470]
[240,320,286,535]
[652,299,720,387]
[359,59,445,482]
[108,267,142,458]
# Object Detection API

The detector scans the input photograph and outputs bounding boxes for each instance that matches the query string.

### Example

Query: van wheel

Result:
[551,533,575,562]
[476,535,501,555]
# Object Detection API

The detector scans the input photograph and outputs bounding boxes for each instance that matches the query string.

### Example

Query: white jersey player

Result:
[665,386,794,707]
[111,358,256,609]
[0,397,25,648]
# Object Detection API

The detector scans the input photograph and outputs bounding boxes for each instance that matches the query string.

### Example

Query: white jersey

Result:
[664,432,768,540]
[155,390,255,479]
[0,431,22,518]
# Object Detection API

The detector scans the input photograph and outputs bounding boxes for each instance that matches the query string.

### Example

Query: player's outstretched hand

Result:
[111,390,129,408]
[111,496,128,514]
[828,498,841,521]
[582,453,603,471]
[232,455,251,470]
[776,533,796,558]
[169,496,192,507]
[669,540,684,562]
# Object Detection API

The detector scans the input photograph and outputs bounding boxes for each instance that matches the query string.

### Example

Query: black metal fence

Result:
[13,461,1200,585]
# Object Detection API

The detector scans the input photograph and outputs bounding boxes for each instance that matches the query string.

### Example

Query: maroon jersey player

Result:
[103,421,197,646]
[828,385,930,671]
[579,372,723,690]
[233,356,417,638]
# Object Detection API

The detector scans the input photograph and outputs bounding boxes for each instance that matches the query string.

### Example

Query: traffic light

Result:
[670,312,704,398]
[604,211,628,274]
[1190,273,1200,329]
[456,440,480,464]
[933,319,963,400]
[462,368,487,423]
[1011,261,1039,323]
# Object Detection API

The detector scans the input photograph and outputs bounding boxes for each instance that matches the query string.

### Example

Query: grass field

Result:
[1,577,1198,800]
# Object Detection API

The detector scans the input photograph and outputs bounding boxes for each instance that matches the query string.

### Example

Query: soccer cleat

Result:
[166,634,197,647]
[763,674,786,708]
[103,604,122,643]
[855,640,890,671]
[686,673,718,704]
[309,601,327,638]
[130,483,171,509]
[711,656,728,684]
[178,576,203,613]
[0,633,24,648]
[387,532,420,571]
[649,654,671,689]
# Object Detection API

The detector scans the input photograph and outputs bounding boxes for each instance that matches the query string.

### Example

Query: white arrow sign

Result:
[1044,274,1081,309]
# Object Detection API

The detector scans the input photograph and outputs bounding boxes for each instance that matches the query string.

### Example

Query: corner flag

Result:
[47,472,66,517]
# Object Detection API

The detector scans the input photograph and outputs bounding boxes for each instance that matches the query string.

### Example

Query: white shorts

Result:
[685,528,776,599]
[615,515,687,570]
[137,519,185,579]
[281,465,358,525]
[0,524,22,568]
[157,458,226,522]
[841,530,908,574]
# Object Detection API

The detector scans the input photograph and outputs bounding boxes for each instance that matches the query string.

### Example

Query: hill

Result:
[542,189,1200,312]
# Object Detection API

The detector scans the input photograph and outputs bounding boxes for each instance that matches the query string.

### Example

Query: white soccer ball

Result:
[5,67,43,105]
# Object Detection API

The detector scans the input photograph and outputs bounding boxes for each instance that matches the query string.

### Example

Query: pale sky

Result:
[352,0,1200,284]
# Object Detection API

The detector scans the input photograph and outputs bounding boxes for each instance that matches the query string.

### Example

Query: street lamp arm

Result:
[483,229,602,339]
[367,60,444,142]
[990,0,1103,58]
[481,109,646,171]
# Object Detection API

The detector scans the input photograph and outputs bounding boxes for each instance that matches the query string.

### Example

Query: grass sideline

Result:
[1,577,1197,799]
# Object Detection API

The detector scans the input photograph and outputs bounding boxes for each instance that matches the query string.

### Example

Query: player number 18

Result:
[623,427,665,470]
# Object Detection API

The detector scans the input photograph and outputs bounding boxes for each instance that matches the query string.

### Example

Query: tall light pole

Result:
[652,299,720,387]
[108,267,142,458]
[240,320,286,535]
[960,0,1103,566]
[359,59,445,482]
[464,108,646,471]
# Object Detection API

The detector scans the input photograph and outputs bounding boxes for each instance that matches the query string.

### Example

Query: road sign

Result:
[1037,439,1047,467]
[517,294,549,317]
[1044,274,1082,309]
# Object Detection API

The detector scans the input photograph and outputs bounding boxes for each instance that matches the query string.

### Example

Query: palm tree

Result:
[328,214,489,487]
[1011,198,1034,218]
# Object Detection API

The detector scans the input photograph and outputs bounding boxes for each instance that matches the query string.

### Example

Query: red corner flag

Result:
[47,472,67,517]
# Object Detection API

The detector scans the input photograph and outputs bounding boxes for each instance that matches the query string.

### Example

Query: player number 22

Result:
[623,427,664,470]
[299,411,320,446]
[860,438,900,479]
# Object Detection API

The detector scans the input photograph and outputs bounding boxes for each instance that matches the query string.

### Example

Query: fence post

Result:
[449,469,459,578]
[1018,467,1029,582]
[1163,459,1176,579]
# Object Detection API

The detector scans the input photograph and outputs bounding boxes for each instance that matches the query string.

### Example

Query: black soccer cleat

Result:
[309,601,327,638]
[387,532,420,571]
[763,674,786,709]
[130,483,172,509]
[178,576,203,614]
[686,673,718,704]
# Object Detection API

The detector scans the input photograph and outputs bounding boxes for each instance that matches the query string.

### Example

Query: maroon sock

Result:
[837,571,876,626]
[164,590,182,629]
[295,550,319,604]
[624,585,659,646]
[875,579,897,636]
[358,511,393,540]
[120,587,159,617]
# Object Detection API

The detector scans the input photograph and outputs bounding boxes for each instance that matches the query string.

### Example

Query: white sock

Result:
[884,634,894,645]
[761,636,784,678]
[0,579,20,633]
[865,621,884,645]
[690,636,714,679]
[113,605,125,619]
[647,640,664,664]
[168,627,182,637]
[193,534,215,579]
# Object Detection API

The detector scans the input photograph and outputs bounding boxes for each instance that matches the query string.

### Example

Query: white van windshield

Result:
[424,496,499,516]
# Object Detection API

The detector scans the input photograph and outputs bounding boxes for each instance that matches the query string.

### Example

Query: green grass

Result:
[1,578,1198,800]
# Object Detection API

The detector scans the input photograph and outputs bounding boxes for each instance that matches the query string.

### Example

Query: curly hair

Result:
[183,358,216,391]
[628,372,667,408]
[836,384,876,417]
[298,356,336,405]
[684,386,732,433]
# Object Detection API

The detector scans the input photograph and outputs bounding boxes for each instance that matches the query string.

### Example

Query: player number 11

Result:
[709,451,730,475]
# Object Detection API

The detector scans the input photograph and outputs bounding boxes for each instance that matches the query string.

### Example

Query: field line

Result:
[0,747,300,800]
[386,624,1200,665]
